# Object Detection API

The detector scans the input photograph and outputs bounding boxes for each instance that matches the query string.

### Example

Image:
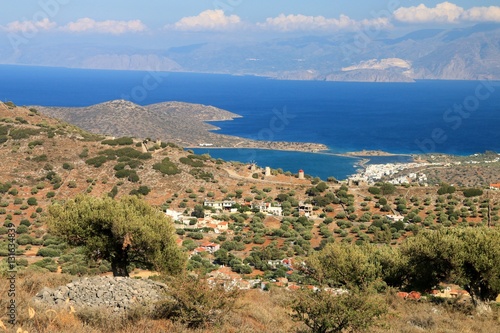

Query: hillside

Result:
[35,100,326,152]
[0,101,499,332]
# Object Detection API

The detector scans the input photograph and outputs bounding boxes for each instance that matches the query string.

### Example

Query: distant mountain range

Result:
[2,24,500,82]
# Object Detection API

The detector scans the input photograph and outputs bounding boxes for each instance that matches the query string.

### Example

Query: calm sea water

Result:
[1,65,499,179]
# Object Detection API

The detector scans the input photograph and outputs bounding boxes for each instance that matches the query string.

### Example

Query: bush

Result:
[102,137,134,146]
[27,197,38,206]
[108,186,118,199]
[368,187,381,195]
[86,156,108,168]
[179,157,204,167]
[36,247,62,257]
[20,219,31,227]
[62,162,73,170]
[32,154,48,162]
[114,169,139,182]
[155,276,240,329]
[32,258,58,272]
[153,157,181,175]
[16,225,29,234]
[291,290,386,333]
[437,183,455,195]
[16,234,33,245]
[380,183,396,195]
[188,232,204,240]
[28,140,44,149]
[463,188,483,197]
[129,186,151,196]
[9,128,42,140]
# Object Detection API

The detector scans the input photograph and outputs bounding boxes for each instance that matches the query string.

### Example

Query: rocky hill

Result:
[35,100,326,151]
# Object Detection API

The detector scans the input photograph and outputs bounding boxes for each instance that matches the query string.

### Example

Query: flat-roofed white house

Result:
[165,209,184,222]
[253,202,283,216]
[204,200,236,211]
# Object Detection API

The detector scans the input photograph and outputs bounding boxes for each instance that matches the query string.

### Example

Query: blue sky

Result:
[1,1,500,46]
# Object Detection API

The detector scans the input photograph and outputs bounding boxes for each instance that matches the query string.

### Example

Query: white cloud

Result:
[1,18,56,33]
[62,18,147,34]
[172,9,241,31]
[394,2,500,23]
[257,14,391,32]
[461,6,500,23]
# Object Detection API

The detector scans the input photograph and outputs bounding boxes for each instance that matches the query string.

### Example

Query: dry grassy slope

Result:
[0,102,313,217]
[35,100,244,147]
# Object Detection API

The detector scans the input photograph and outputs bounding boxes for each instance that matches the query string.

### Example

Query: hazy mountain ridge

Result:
[2,24,499,81]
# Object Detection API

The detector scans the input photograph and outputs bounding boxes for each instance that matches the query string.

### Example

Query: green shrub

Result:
[101,137,134,146]
[463,188,483,198]
[27,197,38,206]
[16,234,33,245]
[16,225,29,234]
[36,247,61,257]
[28,140,44,149]
[86,156,108,167]
[32,154,48,162]
[0,125,11,136]
[180,157,204,167]
[9,128,42,140]
[153,157,181,175]
[437,184,455,195]
[20,219,31,227]
[0,182,12,194]
[62,162,73,170]
[79,148,89,158]
[138,153,152,160]
[114,169,139,182]
[32,258,58,272]
[130,186,151,196]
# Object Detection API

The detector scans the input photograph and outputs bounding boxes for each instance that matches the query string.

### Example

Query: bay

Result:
[1,65,499,179]
[190,148,360,181]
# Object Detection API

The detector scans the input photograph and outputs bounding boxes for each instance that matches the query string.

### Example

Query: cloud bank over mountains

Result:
[2,2,499,35]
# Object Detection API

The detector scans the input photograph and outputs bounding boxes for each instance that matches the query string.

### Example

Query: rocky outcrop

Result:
[34,276,167,312]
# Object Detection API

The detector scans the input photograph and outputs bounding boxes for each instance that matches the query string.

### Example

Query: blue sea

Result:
[1,65,499,179]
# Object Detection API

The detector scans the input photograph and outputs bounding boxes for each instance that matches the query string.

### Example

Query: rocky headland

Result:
[36,100,327,152]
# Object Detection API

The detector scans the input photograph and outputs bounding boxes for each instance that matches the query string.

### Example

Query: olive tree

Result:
[291,289,386,333]
[47,195,186,277]
[305,242,383,289]
[401,227,500,309]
